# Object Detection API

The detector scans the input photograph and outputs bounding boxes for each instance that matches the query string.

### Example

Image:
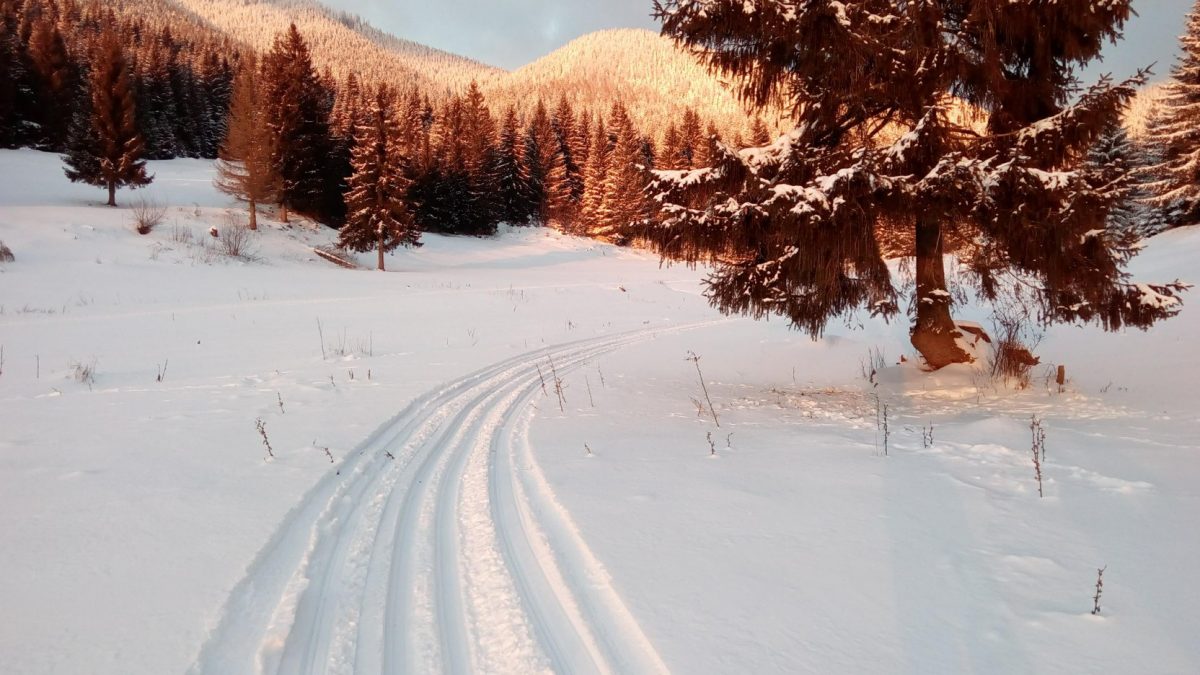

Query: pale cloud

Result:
[336,0,657,70]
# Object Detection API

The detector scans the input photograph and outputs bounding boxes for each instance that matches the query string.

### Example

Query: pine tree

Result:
[493,105,534,226]
[339,84,419,271]
[750,117,771,147]
[1088,120,1153,238]
[648,0,1186,369]
[261,24,338,224]
[580,115,610,227]
[661,122,683,170]
[215,54,278,230]
[63,23,152,207]
[524,99,562,226]
[700,120,721,167]
[551,95,585,228]
[677,107,703,169]
[1143,1,1200,230]
[27,11,72,150]
[593,102,647,240]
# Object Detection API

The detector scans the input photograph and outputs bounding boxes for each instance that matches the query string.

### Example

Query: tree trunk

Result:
[248,198,257,231]
[107,181,116,207]
[377,229,385,271]
[911,217,971,369]
[279,202,288,224]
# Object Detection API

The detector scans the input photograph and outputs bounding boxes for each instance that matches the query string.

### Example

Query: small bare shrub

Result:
[0,240,13,263]
[860,346,886,387]
[988,307,1042,388]
[131,197,167,235]
[217,214,260,261]
[70,358,96,389]
[169,224,194,244]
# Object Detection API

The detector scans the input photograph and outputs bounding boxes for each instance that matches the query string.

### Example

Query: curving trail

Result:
[189,326,696,675]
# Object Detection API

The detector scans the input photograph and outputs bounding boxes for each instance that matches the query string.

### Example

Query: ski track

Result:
[189,324,704,675]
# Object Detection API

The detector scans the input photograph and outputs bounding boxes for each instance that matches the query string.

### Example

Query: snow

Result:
[1,148,1199,674]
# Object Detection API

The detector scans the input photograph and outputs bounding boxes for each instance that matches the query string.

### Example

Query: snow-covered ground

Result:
[0,148,1197,674]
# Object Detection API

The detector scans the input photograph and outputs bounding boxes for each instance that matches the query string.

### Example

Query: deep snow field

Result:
[1,148,1198,675]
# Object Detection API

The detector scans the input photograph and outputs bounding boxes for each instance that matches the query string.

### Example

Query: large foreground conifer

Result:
[646,0,1186,369]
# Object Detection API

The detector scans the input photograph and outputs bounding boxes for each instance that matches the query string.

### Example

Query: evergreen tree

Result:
[593,102,647,240]
[700,120,721,167]
[493,105,534,225]
[551,95,584,228]
[214,54,278,230]
[523,99,562,226]
[580,115,610,227]
[1088,120,1152,238]
[750,117,771,147]
[0,4,22,149]
[1143,0,1200,230]
[27,11,72,149]
[63,24,151,207]
[661,122,683,170]
[261,24,338,224]
[339,84,420,271]
[648,0,1185,369]
[677,107,703,169]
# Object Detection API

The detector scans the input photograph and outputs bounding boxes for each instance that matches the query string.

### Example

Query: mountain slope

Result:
[160,1,765,138]
[167,0,502,92]
[483,28,773,139]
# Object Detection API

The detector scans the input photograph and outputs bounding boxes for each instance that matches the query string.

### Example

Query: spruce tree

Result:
[339,84,419,271]
[593,102,648,240]
[551,96,584,228]
[262,24,338,224]
[1088,120,1151,238]
[677,108,703,169]
[524,99,563,226]
[648,0,1186,369]
[661,122,683,170]
[215,54,278,230]
[1143,0,1200,230]
[27,12,72,150]
[64,24,151,207]
[580,115,610,227]
[750,117,771,147]
[494,105,534,226]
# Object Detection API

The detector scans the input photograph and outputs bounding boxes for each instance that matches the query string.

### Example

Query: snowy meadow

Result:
[1,149,1198,674]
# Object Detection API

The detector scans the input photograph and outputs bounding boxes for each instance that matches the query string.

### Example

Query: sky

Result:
[326,0,1194,77]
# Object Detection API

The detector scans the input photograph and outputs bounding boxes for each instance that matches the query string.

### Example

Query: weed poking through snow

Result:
[1092,566,1107,615]
[256,418,274,459]
[686,350,719,427]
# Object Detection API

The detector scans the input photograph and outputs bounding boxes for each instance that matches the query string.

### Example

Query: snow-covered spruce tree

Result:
[647,0,1187,369]
[215,54,278,231]
[63,23,151,208]
[339,84,420,271]
[1087,120,1151,238]
[261,24,337,224]
[1143,0,1200,231]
